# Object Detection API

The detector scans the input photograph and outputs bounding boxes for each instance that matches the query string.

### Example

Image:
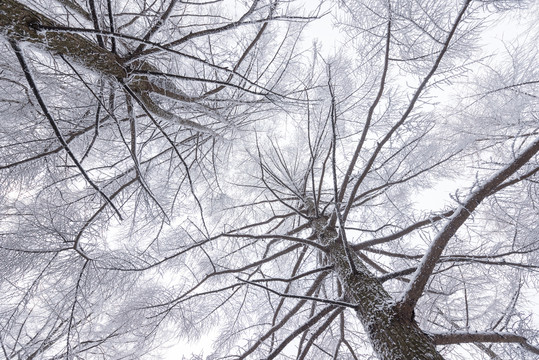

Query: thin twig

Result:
[237,278,357,308]
[328,69,358,274]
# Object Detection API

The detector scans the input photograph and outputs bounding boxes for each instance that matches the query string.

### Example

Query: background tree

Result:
[1,0,539,359]
[0,0,315,357]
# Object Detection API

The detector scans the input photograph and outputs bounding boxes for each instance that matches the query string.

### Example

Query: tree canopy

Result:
[1,0,538,359]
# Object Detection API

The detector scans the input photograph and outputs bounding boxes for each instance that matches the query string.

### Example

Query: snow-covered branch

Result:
[397,136,539,317]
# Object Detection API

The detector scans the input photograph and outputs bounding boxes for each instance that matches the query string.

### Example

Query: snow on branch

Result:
[353,165,538,252]
[397,136,539,317]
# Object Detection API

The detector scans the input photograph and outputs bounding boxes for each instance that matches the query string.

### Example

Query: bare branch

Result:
[328,71,358,275]
[430,331,539,355]
[265,305,337,360]
[220,233,328,252]
[249,265,334,283]
[352,210,454,250]
[298,308,344,360]
[238,270,329,359]
[237,278,357,308]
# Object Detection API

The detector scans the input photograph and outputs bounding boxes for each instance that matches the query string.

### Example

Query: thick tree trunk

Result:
[1,0,215,134]
[1,0,127,78]
[313,218,444,360]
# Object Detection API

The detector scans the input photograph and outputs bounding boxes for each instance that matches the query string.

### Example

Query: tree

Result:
[0,0,313,357]
[1,0,538,359]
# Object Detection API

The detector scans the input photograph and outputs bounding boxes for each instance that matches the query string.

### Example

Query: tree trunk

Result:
[1,0,127,78]
[313,217,444,360]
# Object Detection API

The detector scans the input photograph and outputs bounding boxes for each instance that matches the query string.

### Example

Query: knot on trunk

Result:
[392,302,416,324]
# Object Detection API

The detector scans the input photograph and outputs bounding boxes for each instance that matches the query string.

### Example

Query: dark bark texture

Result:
[313,217,444,360]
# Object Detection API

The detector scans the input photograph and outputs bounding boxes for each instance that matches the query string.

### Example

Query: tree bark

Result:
[313,217,444,360]
[1,0,126,78]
